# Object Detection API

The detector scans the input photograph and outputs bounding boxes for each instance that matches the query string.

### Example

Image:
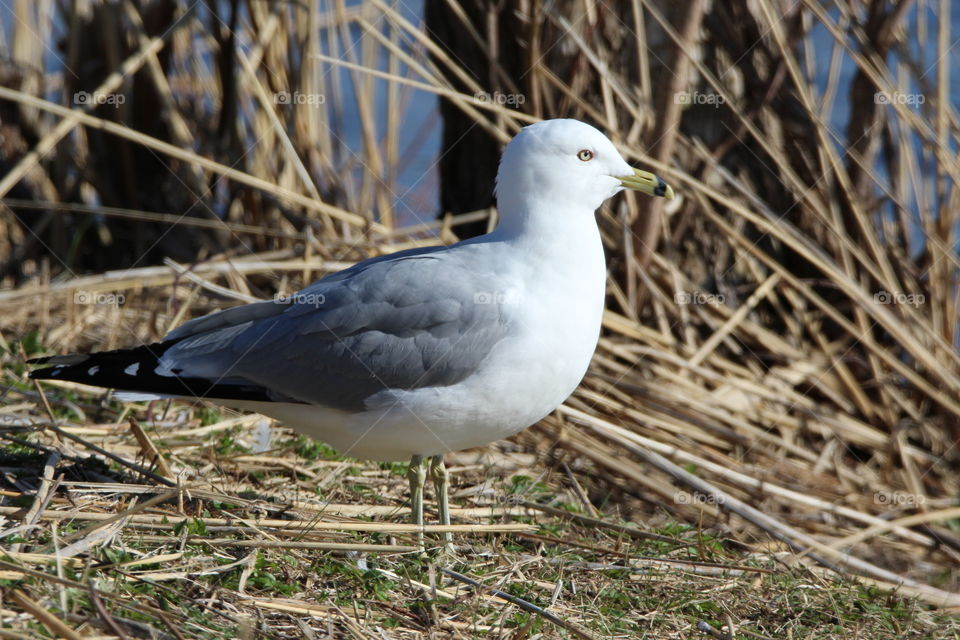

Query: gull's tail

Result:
[28,342,275,403]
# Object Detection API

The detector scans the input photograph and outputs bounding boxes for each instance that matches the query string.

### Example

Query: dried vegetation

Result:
[1,0,959,637]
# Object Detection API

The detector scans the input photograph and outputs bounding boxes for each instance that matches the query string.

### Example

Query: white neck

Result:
[477,198,607,324]
[491,195,601,250]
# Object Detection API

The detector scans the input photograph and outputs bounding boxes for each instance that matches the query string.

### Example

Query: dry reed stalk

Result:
[6,590,84,640]
[0,505,534,533]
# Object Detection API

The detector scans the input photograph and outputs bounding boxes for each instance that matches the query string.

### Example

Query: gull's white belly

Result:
[231,307,601,460]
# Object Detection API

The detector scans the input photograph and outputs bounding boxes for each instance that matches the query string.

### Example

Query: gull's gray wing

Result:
[159,244,510,411]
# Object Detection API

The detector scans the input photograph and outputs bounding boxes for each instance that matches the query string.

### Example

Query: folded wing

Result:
[153,244,510,410]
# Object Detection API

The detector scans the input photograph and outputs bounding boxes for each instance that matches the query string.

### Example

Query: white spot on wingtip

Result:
[51,368,61,377]
[88,366,100,376]
[124,363,140,376]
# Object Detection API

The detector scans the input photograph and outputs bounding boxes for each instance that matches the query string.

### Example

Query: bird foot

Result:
[430,540,463,566]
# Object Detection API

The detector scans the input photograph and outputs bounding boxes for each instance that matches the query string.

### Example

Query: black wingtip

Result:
[29,365,68,380]
[26,341,282,403]
[28,366,54,380]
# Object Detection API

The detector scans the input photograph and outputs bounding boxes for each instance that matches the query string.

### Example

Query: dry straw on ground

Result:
[1,0,959,638]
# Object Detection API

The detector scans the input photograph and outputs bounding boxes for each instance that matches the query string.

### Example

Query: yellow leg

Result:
[430,454,452,544]
[407,454,426,549]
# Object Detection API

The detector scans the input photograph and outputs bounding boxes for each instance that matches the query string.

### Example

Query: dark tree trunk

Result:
[424,0,530,238]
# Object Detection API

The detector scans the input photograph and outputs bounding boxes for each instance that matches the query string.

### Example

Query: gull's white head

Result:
[495,119,673,223]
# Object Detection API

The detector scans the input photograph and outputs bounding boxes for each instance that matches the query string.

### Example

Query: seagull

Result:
[29,119,674,545]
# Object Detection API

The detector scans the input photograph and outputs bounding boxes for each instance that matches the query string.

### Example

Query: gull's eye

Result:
[577,149,594,162]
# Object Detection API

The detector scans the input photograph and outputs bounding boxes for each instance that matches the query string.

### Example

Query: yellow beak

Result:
[618,168,675,200]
